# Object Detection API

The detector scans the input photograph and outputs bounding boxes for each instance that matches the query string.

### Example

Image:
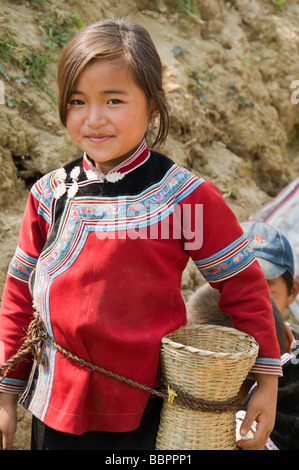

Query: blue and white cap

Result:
[242,221,294,280]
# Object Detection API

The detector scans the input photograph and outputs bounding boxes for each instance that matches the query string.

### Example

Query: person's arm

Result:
[237,373,278,450]
[185,180,282,370]
[0,178,50,388]
[0,392,19,450]
[183,179,281,449]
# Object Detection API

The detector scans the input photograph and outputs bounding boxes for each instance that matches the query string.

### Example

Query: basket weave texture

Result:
[155,324,259,450]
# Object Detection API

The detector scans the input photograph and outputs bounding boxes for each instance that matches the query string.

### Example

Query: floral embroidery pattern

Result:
[31,165,202,326]
[8,247,38,282]
[26,340,56,421]
[195,236,255,282]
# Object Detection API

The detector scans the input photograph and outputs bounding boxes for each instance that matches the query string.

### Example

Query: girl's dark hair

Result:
[282,270,294,295]
[57,17,169,147]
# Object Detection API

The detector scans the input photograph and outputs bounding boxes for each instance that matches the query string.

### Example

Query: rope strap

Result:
[0,312,240,413]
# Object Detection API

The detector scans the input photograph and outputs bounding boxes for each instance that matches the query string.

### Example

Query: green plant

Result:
[41,12,83,50]
[220,186,237,199]
[0,31,19,63]
[25,0,50,5]
[273,0,285,11]
[172,45,187,57]
[0,11,83,104]
[6,96,34,108]
[185,67,206,104]
[172,0,203,23]
[226,84,251,108]
[20,47,56,102]
[21,48,49,84]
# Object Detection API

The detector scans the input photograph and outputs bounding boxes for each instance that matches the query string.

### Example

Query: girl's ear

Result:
[151,109,160,119]
[151,115,160,129]
[149,104,160,128]
[287,278,299,305]
[147,96,160,118]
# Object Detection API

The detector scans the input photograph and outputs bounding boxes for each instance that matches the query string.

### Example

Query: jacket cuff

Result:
[0,376,27,394]
[250,357,282,376]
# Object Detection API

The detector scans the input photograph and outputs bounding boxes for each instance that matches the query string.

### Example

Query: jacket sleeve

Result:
[0,179,51,393]
[183,179,282,376]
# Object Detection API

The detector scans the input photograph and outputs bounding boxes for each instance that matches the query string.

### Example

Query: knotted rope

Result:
[0,312,240,413]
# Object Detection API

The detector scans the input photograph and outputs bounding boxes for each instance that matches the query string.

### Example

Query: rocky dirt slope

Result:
[0,0,299,450]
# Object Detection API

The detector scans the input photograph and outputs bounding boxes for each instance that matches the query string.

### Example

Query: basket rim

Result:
[161,324,259,358]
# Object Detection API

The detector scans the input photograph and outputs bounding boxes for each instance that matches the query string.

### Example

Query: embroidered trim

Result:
[26,340,57,421]
[31,173,57,223]
[82,140,149,182]
[31,165,201,330]
[254,357,282,366]
[0,376,27,386]
[0,376,27,394]
[250,360,282,376]
[8,247,38,283]
[194,236,255,282]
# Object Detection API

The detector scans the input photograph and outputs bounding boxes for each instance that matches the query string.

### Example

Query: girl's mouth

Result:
[87,135,112,144]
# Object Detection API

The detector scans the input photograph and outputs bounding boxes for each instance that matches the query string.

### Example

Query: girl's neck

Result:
[90,142,143,175]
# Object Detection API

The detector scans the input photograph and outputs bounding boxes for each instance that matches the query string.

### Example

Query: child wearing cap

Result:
[242,221,299,319]
[240,221,299,450]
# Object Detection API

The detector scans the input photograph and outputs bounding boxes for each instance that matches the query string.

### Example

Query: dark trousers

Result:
[31,395,163,450]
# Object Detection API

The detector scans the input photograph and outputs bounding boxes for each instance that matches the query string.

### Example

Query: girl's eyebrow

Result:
[71,89,129,95]
[103,89,129,95]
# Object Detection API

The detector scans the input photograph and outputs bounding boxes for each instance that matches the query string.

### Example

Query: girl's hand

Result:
[0,393,19,450]
[236,374,278,450]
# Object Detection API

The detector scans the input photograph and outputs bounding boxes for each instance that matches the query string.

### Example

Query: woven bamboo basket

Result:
[155,324,259,450]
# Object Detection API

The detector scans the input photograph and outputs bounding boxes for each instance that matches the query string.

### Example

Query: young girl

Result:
[0,18,281,450]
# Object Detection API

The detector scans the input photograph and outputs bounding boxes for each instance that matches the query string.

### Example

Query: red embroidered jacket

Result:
[0,141,281,434]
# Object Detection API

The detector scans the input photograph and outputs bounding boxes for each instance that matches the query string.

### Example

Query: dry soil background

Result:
[0,0,299,450]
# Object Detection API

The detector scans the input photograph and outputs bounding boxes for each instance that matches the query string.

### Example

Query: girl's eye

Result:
[68,99,85,107]
[107,98,122,105]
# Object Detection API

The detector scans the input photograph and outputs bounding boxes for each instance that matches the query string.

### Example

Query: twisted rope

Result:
[0,312,240,413]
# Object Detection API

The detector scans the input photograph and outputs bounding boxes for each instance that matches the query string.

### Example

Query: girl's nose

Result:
[86,107,108,128]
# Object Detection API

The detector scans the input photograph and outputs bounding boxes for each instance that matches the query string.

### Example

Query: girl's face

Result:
[66,59,156,174]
